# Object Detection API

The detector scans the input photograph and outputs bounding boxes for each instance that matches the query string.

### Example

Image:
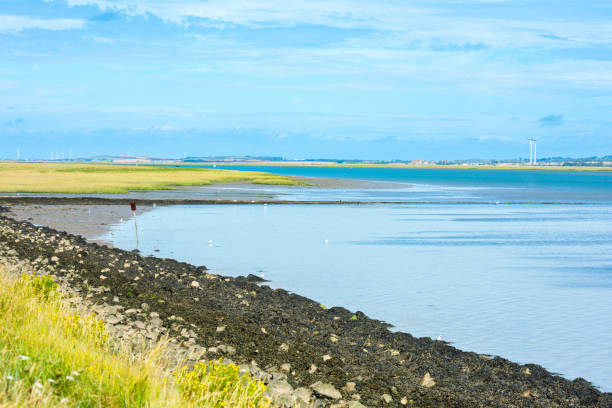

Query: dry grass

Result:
[0,162,302,194]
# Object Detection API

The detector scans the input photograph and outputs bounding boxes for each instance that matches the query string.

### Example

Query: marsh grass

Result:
[0,269,273,407]
[0,162,302,194]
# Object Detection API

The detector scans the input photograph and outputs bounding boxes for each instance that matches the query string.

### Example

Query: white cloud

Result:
[0,15,86,32]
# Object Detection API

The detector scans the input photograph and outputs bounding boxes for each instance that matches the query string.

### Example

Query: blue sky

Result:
[1,0,611,160]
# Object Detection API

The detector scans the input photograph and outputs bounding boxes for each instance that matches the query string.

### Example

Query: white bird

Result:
[437,335,443,342]
[324,238,329,244]
[208,240,213,246]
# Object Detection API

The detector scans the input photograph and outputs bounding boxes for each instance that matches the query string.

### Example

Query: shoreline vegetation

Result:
[1,212,610,407]
[0,268,271,407]
[0,163,303,194]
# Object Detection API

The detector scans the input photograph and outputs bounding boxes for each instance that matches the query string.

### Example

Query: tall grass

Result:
[0,163,302,194]
[0,269,270,407]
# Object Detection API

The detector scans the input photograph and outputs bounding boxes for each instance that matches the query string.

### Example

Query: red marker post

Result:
[131,200,139,248]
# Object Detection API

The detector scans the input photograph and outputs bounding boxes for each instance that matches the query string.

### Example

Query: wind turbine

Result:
[528,138,537,165]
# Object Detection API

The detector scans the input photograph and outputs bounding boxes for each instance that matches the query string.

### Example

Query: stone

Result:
[190,280,200,288]
[279,343,289,352]
[323,354,332,362]
[141,303,150,312]
[125,309,139,315]
[420,373,435,388]
[280,363,291,373]
[293,387,313,403]
[134,320,146,329]
[150,312,159,318]
[521,367,531,375]
[218,344,236,355]
[216,326,225,333]
[311,381,342,400]
[344,382,356,393]
[267,380,294,395]
[106,316,122,325]
[309,364,318,374]
[381,394,393,404]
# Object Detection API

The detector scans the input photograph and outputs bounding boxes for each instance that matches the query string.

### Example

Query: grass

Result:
[0,162,303,194]
[0,269,271,407]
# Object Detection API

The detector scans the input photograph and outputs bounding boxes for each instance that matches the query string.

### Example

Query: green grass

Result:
[0,269,271,407]
[0,162,303,194]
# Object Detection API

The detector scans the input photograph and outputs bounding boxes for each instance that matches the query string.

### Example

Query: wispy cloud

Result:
[0,14,86,32]
[539,115,565,127]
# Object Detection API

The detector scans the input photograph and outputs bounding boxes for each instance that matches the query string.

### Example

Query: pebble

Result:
[344,382,356,393]
[381,394,393,404]
[420,372,435,388]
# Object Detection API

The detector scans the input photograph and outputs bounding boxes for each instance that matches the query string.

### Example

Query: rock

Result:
[293,387,313,403]
[521,367,531,375]
[125,308,138,315]
[218,344,236,355]
[134,320,146,329]
[150,317,163,326]
[420,372,435,388]
[150,312,159,318]
[216,326,225,333]
[323,354,332,362]
[141,303,150,312]
[400,397,408,405]
[106,316,122,325]
[190,280,200,288]
[343,382,356,393]
[309,364,318,374]
[381,394,393,404]
[246,273,268,282]
[268,380,294,395]
[279,343,289,352]
[311,381,342,400]
[280,363,291,373]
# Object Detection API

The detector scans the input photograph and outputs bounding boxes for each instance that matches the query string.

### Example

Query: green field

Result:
[0,162,302,194]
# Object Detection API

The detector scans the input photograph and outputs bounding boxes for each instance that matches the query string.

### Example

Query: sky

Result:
[1,0,612,160]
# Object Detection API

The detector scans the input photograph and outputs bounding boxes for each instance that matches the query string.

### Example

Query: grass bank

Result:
[0,162,302,194]
[0,269,270,407]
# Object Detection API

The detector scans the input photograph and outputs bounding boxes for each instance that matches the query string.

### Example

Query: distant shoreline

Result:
[181,162,612,171]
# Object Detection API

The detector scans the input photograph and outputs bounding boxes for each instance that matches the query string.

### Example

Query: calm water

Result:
[102,168,612,390]
[202,166,612,203]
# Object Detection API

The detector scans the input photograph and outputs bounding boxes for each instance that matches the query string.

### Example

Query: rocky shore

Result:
[1,209,611,407]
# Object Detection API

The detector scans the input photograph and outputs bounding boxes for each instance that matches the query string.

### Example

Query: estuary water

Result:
[102,167,612,390]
